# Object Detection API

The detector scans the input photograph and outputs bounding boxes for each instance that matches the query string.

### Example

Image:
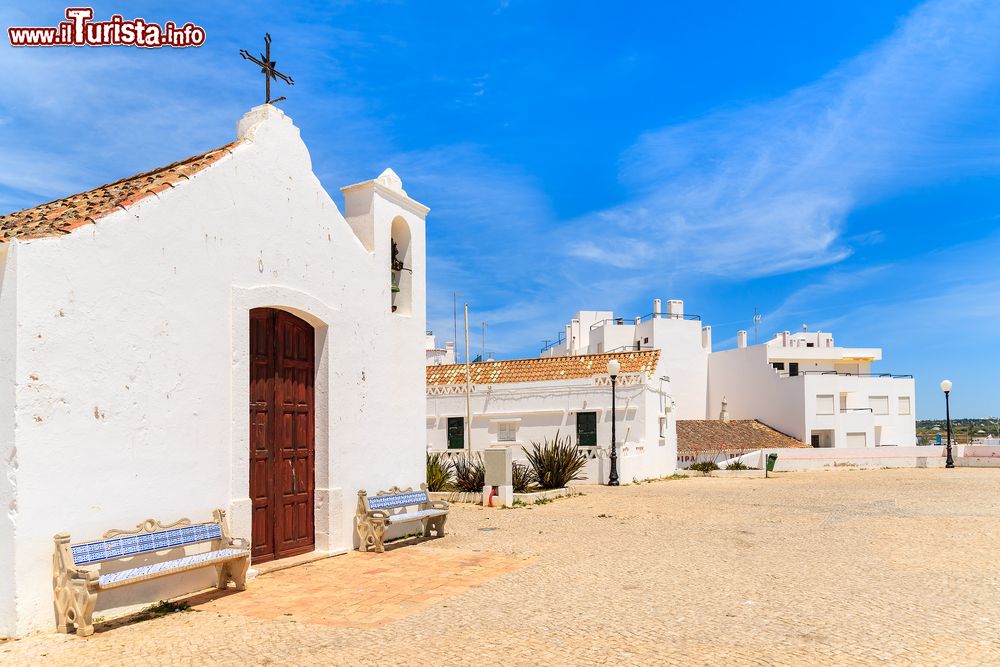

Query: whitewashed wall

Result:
[540,302,711,420]
[0,105,428,636]
[426,375,677,484]
[0,243,15,631]
[708,344,916,447]
[707,345,807,439]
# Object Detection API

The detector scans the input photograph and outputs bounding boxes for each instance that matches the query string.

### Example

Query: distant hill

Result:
[916,418,999,443]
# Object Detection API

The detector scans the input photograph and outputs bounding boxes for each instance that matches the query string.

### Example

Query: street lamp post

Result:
[941,379,954,469]
[607,359,621,486]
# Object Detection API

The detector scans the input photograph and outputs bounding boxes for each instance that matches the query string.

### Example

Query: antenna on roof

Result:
[753,308,761,345]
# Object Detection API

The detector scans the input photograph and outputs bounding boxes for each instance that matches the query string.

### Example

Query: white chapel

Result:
[0,104,429,636]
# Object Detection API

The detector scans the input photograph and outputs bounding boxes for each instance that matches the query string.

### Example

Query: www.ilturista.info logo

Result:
[8,7,206,48]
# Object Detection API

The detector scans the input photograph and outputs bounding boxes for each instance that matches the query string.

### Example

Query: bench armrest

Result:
[427,500,449,511]
[228,537,250,550]
[366,510,390,521]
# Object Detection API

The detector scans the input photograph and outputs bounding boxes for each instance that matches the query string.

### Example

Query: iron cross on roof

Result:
[240,33,294,104]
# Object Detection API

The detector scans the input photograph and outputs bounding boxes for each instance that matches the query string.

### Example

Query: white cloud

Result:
[568,0,1000,279]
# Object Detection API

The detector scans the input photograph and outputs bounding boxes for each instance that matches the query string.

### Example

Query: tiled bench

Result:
[53,509,249,636]
[356,484,448,553]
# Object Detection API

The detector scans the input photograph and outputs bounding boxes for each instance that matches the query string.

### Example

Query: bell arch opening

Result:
[390,216,412,315]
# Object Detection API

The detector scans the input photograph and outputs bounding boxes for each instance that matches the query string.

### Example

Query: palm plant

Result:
[426,452,454,492]
[452,452,486,492]
[512,462,536,493]
[525,430,588,489]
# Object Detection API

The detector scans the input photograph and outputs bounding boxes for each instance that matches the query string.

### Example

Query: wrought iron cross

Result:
[240,33,294,104]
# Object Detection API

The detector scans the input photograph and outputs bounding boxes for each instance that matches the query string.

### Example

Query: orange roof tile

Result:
[426,350,661,386]
[676,419,807,453]
[0,141,242,242]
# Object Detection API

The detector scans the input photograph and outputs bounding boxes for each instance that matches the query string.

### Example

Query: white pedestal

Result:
[482,484,514,508]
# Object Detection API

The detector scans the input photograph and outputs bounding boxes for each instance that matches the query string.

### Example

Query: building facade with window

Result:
[707,330,916,448]
[537,299,916,449]
[0,105,429,636]
[539,299,710,420]
[425,351,677,484]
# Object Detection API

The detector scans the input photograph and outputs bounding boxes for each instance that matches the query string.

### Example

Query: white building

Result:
[0,105,429,636]
[708,329,917,448]
[426,332,456,366]
[539,299,916,449]
[426,351,677,484]
[540,299,710,420]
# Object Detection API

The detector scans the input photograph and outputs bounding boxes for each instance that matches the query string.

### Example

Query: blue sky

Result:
[1,1,999,418]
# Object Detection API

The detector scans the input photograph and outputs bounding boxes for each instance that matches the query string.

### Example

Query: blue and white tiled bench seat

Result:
[52,509,250,636]
[356,484,449,553]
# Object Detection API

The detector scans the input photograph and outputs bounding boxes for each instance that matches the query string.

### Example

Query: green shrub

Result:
[426,453,453,492]
[687,460,719,473]
[725,459,749,470]
[525,430,588,489]
[512,462,536,493]
[453,452,485,492]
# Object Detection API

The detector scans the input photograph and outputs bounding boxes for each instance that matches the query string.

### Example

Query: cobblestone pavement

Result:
[4,468,1000,666]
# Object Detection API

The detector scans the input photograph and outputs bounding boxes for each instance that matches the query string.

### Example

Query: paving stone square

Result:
[4,468,1000,665]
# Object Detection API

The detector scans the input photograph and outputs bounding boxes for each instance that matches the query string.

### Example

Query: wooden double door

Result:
[249,308,315,563]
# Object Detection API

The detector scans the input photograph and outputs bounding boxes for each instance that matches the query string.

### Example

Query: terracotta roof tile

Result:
[0,141,242,242]
[676,419,807,453]
[426,350,661,386]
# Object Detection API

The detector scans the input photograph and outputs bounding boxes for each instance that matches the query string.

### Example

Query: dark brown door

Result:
[249,308,315,563]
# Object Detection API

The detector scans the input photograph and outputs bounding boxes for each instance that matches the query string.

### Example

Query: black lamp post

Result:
[941,379,954,468]
[607,359,621,486]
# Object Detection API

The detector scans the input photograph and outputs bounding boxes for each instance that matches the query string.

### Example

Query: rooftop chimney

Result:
[719,396,729,422]
[653,298,662,316]
[667,299,684,318]
[737,330,748,348]
[701,325,712,350]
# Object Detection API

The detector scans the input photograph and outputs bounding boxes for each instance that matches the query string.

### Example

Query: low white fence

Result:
[718,446,949,471]
[956,445,1000,467]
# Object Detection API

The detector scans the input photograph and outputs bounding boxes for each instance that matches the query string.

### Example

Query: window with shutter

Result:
[447,417,464,449]
[576,411,597,447]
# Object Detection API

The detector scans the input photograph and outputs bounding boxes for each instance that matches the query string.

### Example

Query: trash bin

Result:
[766,452,778,474]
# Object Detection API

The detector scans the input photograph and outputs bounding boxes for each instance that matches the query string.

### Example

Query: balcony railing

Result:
[588,312,702,332]
[638,312,701,322]
[590,317,629,331]
[540,334,566,354]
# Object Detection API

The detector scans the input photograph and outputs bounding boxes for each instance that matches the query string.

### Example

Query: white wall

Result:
[0,243,16,634]
[803,375,916,447]
[708,343,916,447]
[645,318,709,419]
[427,375,676,483]
[3,105,428,635]
[541,301,710,420]
[707,345,807,439]
[729,446,946,471]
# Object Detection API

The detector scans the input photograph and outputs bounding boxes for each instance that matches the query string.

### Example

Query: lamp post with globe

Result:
[941,379,954,469]
[607,359,621,486]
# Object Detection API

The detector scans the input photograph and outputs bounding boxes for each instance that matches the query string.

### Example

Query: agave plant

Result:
[525,430,588,489]
[452,452,486,492]
[426,452,454,492]
[512,462,536,493]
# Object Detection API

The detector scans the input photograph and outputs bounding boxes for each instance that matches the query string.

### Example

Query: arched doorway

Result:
[249,308,315,562]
